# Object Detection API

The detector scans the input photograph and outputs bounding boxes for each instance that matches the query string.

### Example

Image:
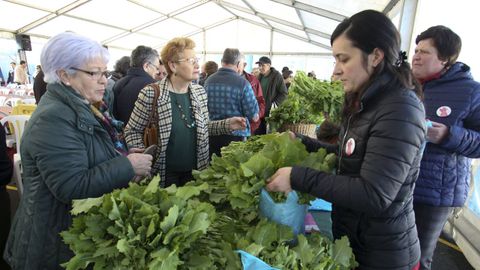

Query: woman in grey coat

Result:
[4,32,153,270]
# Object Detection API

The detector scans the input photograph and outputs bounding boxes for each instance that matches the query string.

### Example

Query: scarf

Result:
[90,101,129,156]
[418,70,444,85]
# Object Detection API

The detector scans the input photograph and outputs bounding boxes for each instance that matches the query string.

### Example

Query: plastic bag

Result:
[237,250,280,270]
[259,188,307,235]
[308,198,332,211]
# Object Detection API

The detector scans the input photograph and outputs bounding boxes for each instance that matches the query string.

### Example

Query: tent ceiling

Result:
[0,0,400,53]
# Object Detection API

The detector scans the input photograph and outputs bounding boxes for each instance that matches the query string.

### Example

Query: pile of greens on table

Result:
[268,71,344,132]
[62,133,358,270]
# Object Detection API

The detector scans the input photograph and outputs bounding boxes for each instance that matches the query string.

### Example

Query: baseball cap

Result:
[255,56,271,65]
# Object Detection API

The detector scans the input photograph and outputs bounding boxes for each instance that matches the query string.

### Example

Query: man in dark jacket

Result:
[7,62,15,85]
[0,122,13,270]
[33,69,47,104]
[113,46,158,124]
[255,56,287,134]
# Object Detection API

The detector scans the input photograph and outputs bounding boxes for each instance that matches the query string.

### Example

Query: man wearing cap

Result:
[255,56,287,134]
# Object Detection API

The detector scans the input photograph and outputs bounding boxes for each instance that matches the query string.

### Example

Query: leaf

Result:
[188,212,211,235]
[71,196,104,215]
[244,243,265,256]
[332,236,356,267]
[293,234,315,265]
[116,238,131,255]
[62,254,92,270]
[149,248,183,269]
[241,153,275,180]
[108,196,122,221]
[160,205,179,233]
[146,218,156,238]
[175,182,209,200]
[144,175,161,194]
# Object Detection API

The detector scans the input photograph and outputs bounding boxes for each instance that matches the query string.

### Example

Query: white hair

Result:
[41,32,109,83]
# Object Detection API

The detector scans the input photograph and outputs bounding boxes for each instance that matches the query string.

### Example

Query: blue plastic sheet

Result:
[308,198,332,211]
[236,250,279,270]
[468,161,480,218]
[259,188,307,235]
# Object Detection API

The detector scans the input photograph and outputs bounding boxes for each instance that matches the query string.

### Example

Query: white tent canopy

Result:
[0,0,412,79]
[0,0,400,52]
[0,0,479,79]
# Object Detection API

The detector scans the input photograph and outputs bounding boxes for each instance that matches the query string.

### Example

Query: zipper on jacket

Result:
[337,103,363,174]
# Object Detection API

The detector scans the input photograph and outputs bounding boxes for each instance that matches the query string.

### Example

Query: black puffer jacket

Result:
[112,67,155,124]
[291,74,426,270]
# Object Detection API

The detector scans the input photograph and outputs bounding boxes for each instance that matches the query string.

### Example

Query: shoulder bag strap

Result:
[145,83,160,127]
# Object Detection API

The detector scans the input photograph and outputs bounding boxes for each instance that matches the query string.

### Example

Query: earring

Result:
[65,82,71,86]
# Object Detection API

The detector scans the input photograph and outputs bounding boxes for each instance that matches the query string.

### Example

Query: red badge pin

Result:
[436,106,451,117]
[345,138,355,156]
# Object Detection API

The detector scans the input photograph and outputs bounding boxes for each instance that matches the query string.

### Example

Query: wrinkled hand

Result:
[288,131,296,140]
[228,116,247,131]
[427,121,449,144]
[128,147,144,154]
[266,167,293,194]
[127,153,153,177]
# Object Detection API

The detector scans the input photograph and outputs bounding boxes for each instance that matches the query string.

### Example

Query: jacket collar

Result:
[126,67,152,78]
[46,83,101,128]
[360,73,392,109]
[424,62,473,88]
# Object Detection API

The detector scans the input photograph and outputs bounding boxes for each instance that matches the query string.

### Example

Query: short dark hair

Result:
[130,45,158,68]
[317,120,340,143]
[415,25,461,68]
[205,61,218,76]
[20,60,26,65]
[331,10,421,117]
[114,56,131,76]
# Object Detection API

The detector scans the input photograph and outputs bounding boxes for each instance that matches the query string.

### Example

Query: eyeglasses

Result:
[176,57,200,65]
[71,67,109,80]
[148,62,161,71]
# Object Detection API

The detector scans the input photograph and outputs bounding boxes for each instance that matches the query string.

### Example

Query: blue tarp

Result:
[467,161,480,218]
[237,250,280,270]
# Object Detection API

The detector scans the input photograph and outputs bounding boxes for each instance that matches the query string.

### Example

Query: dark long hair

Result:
[331,10,422,118]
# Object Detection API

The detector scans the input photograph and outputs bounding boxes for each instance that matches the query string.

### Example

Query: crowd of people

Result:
[1,8,479,270]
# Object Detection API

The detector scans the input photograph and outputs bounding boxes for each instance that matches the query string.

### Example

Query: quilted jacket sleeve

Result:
[291,91,426,215]
[440,83,480,158]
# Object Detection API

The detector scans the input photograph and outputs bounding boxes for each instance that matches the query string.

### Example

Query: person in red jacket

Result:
[237,56,265,134]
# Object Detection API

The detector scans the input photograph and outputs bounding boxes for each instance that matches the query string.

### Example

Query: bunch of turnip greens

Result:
[62,133,357,270]
[268,71,344,131]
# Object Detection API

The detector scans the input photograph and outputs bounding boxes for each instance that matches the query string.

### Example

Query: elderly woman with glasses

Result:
[4,32,153,270]
[125,37,246,187]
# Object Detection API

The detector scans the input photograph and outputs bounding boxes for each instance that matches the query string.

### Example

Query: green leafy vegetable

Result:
[62,133,357,270]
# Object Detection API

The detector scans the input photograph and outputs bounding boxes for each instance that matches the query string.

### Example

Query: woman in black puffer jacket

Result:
[267,10,426,270]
